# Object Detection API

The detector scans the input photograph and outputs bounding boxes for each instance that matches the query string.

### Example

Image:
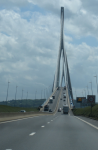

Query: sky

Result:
[0,0,98,102]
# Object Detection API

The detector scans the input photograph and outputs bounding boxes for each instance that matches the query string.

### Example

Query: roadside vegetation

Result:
[0,105,39,112]
[73,104,98,120]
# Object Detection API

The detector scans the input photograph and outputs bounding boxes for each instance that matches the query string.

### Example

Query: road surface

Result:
[1,97,98,150]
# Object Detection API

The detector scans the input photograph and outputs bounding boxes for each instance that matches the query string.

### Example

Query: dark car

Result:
[60,98,62,100]
[49,109,52,112]
[58,108,61,112]
[57,87,59,90]
[52,96,55,99]
[63,96,66,98]
[63,100,65,101]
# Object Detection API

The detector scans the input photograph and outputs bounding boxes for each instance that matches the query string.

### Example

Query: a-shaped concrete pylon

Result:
[53,7,73,100]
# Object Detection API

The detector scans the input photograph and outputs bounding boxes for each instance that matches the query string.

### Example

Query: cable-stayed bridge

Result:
[1,7,98,150]
[41,7,73,111]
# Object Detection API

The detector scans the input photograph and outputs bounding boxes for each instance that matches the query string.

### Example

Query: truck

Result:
[44,105,49,111]
[63,104,69,114]
[49,97,53,103]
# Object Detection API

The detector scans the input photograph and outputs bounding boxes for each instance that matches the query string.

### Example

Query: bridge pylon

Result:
[53,7,73,100]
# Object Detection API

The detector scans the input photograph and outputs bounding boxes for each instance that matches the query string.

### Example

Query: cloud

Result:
[0,1,98,101]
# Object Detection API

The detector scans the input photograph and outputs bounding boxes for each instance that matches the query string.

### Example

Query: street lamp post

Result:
[6,81,10,105]
[82,91,83,97]
[89,82,93,95]
[94,75,98,102]
[84,89,86,97]
[21,89,24,107]
[86,85,89,95]
[35,90,37,100]
[46,88,48,99]
[44,89,45,99]
[26,91,28,108]
[41,90,43,99]
[75,90,77,98]
[15,86,18,107]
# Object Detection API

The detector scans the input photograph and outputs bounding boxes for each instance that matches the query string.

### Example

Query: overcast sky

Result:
[0,0,98,102]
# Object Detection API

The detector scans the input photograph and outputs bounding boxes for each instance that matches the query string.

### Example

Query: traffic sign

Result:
[77,97,86,103]
[87,95,95,103]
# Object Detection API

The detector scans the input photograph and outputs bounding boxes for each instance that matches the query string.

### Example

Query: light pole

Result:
[21,89,24,107]
[26,91,28,107]
[86,85,89,95]
[94,75,98,102]
[84,89,86,97]
[82,91,84,97]
[35,90,37,100]
[75,90,77,98]
[46,88,48,99]
[44,89,45,99]
[94,75,98,93]
[89,82,93,95]
[15,85,18,107]
[6,81,10,105]
[41,90,43,99]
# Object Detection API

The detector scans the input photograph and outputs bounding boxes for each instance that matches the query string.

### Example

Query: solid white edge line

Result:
[75,116,98,130]
[29,132,36,136]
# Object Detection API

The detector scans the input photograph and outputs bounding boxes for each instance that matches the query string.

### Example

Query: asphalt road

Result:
[47,88,61,112]
[1,91,98,150]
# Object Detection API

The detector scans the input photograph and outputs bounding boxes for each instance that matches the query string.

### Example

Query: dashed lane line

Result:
[29,132,36,136]
[41,126,45,127]
[47,122,50,124]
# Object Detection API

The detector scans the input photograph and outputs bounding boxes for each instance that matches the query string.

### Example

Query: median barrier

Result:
[0,111,51,122]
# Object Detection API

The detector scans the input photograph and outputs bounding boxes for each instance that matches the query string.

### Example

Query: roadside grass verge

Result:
[73,104,98,120]
[0,105,39,112]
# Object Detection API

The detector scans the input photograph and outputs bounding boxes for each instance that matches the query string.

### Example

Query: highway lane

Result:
[48,88,62,112]
[1,91,98,150]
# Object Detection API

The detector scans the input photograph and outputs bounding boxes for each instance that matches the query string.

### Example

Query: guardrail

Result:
[66,86,71,109]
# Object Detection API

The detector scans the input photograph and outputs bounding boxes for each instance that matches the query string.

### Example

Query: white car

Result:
[20,110,26,113]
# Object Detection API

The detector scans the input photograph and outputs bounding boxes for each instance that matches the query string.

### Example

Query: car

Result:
[63,100,65,101]
[58,108,61,112]
[49,109,52,112]
[20,110,26,113]
[60,98,62,100]
[63,96,66,98]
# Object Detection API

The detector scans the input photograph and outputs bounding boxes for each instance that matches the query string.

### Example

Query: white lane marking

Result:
[0,116,39,124]
[29,132,36,136]
[47,122,50,124]
[41,126,45,127]
[6,149,12,150]
[51,120,53,121]
[75,116,98,130]
[69,114,70,116]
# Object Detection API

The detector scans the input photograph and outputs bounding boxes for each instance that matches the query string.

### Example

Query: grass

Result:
[73,104,98,120]
[0,105,39,113]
